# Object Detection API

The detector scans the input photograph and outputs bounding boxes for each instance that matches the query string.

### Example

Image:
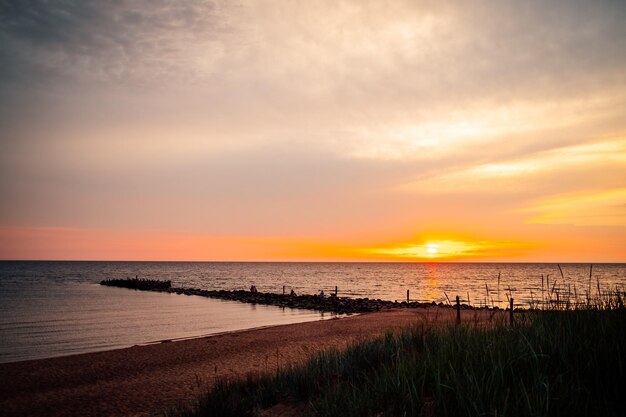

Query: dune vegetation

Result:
[167,291,625,417]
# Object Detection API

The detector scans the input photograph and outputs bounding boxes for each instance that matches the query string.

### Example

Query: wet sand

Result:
[0,306,501,417]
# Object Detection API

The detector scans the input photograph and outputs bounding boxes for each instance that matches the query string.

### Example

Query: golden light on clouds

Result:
[399,137,626,195]
[342,93,626,161]
[523,188,626,226]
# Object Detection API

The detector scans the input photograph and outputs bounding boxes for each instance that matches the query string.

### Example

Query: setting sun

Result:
[426,244,439,256]
[362,239,500,261]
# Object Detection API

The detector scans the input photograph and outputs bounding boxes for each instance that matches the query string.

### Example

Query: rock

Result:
[99,280,497,314]
[100,278,171,291]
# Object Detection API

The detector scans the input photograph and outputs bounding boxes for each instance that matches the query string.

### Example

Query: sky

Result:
[1,0,625,262]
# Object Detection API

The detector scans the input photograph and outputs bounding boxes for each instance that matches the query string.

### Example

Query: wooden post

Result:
[510,298,514,326]
[335,286,338,296]
[407,289,410,303]
[283,286,285,295]
[456,295,461,325]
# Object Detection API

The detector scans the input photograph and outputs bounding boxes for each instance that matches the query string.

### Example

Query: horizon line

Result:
[1,259,624,264]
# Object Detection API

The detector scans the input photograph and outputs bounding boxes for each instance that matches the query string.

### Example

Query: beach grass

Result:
[168,295,625,417]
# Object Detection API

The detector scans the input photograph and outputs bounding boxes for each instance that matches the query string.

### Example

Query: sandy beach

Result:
[0,306,500,417]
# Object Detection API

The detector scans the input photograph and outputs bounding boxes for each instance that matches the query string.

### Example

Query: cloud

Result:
[1,0,626,260]
[2,1,625,101]
[2,0,625,165]
[399,137,626,195]
[521,188,626,226]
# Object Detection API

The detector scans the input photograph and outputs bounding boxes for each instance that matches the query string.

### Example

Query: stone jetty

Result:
[100,278,172,291]
[99,278,477,314]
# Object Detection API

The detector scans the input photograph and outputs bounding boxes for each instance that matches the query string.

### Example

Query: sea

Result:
[1,261,624,363]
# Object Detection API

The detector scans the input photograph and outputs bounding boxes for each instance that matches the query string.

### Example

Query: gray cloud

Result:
[2,0,625,99]
[0,0,227,90]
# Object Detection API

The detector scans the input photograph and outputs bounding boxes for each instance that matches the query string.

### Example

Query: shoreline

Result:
[132,310,351,348]
[0,306,346,366]
[0,306,503,417]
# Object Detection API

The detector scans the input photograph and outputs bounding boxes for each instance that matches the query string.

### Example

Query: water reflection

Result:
[0,282,327,363]
[420,263,441,303]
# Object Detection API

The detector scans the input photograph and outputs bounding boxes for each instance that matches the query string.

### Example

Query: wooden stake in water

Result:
[456,295,461,325]
[485,284,490,308]
[497,272,501,303]
[407,289,410,303]
[510,298,514,326]
[541,274,546,308]
[335,286,338,296]
[589,264,593,299]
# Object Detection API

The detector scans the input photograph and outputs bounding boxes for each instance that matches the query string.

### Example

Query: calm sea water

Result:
[1,261,625,363]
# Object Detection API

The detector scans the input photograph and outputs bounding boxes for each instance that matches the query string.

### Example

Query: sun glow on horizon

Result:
[0,226,541,262]
[366,240,491,260]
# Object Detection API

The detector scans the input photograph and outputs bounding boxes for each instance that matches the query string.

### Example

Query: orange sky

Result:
[1,1,625,262]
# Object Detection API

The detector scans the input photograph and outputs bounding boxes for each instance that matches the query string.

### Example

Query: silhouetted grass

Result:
[167,295,626,417]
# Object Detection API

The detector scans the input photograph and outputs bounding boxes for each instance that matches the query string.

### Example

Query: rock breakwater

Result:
[99,278,476,314]
[100,278,172,291]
